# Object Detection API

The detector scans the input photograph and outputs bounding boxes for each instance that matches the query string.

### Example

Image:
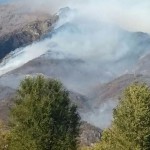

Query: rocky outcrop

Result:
[0,4,58,60]
[79,121,102,147]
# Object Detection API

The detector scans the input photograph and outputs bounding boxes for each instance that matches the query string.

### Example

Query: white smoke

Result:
[11,0,150,33]
[0,38,52,75]
[68,0,150,33]
[81,100,117,129]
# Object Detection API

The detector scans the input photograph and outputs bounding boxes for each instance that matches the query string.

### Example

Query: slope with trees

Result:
[9,75,80,150]
[91,83,150,150]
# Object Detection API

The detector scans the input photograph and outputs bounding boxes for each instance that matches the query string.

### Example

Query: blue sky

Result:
[0,0,10,4]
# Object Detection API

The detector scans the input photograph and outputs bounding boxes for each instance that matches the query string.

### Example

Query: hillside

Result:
[1,2,150,148]
[0,4,57,59]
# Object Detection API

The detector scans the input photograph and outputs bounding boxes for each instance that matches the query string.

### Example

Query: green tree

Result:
[93,83,150,150]
[9,75,80,150]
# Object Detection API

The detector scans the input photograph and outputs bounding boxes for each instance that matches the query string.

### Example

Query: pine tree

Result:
[93,83,150,150]
[9,75,80,150]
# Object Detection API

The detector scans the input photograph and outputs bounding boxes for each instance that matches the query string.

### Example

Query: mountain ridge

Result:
[0,4,58,59]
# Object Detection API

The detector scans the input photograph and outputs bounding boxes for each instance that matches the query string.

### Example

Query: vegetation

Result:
[1,77,150,150]
[92,83,150,150]
[0,120,10,150]
[80,146,91,150]
[9,75,80,150]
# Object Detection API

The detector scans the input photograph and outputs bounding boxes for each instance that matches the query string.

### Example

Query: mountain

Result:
[1,3,150,147]
[1,29,150,124]
[134,53,150,75]
[90,73,150,108]
[0,4,57,60]
[0,56,91,111]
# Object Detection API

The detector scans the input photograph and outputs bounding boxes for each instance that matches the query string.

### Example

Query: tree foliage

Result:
[93,83,150,150]
[9,75,80,150]
[0,120,10,150]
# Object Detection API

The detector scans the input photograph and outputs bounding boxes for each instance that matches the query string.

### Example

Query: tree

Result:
[93,83,150,150]
[9,75,80,150]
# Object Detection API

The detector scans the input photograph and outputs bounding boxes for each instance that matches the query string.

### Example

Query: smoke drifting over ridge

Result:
[11,0,150,33]
[1,0,150,128]
[69,0,150,33]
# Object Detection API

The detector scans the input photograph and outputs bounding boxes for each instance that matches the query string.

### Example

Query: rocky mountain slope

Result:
[79,121,102,147]
[0,4,57,59]
[90,74,150,107]
[134,53,150,75]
